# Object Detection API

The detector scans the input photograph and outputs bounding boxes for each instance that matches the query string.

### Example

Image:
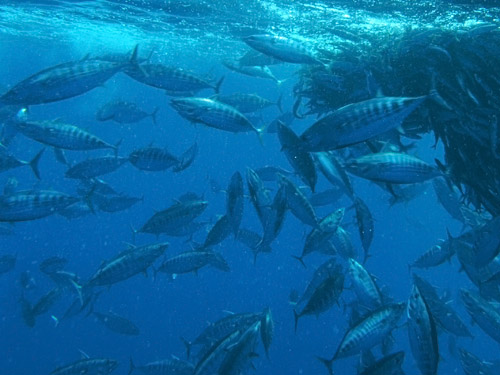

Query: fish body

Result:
[50,358,119,375]
[173,142,198,172]
[96,100,158,125]
[129,147,178,171]
[222,60,280,84]
[203,215,232,248]
[461,288,500,344]
[129,358,194,375]
[359,351,405,375]
[157,250,229,277]
[212,93,280,113]
[226,171,244,236]
[301,95,426,151]
[278,122,317,192]
[346,153,440,184]
[88,242,168,287]
[15,119,116,151]
[246,168,272,228]
[2,48,136,105]
[140,199,208,236]
[0,190,79,222]
[278,174,317,227]
[348,258,382,310]
[93,311,140,335]
[171,97,261,139]
[407,285,439,375]
[243,34,323,65]
[125,64,221,93]
[65,156,128,179]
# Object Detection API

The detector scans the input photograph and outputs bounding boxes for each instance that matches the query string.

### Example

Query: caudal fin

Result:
[316,356,334,375]
[150,107,160,126]
[29,148,45,180]
[214,76,225,94]
[128,357,136,375]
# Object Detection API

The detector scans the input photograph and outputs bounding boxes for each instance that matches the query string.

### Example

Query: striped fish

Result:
[129,147,178,171]
[242,34,324,66]
[407,284,439,375]
[345,152,441,184]
[278,121,317,192]
[65,156,129,179]
[0,147,44,179]
[211,93,282,113]
[156,250,229,278]
[125,63,223,93]
[14,117,118,152]
[87,242,168,287]
[0,190,79,222]
[139,197,208,236]
[300,94,427,151]
[318,303,405,375]
[461,288,500,344]
[348,258,382,310]
[171,97,262,142]
[2,46,137,105]
[278,174,318,227]
[50,358,118,375]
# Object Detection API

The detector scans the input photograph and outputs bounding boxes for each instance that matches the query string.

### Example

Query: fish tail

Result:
[215,76,225,94]
[429,74,451,110]
[128,357,136,375]
[293,309,300,333]
[256,128,265,146]
[29,148,45,180]
[316,356,334,375]
[151,107,160,126]
[276,93,283,113]
[292,255,306,269]
[180,336,192,359]
[129,44,139,65]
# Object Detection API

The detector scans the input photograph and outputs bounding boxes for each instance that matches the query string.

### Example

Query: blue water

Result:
[1,1,499,374]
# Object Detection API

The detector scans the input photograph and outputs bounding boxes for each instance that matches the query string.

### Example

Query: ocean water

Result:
[0,1,499,374]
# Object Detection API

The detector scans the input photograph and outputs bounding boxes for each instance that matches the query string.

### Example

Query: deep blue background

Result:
[0,16,496,375]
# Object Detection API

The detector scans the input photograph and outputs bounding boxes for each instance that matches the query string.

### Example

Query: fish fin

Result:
[78,349,90,359]
[276,93,283,113]
[316,356,334,375]
[180,337,192,359]
[129,44,139,65]
[214,76,225,94]
[29,148,45,180]
[128,357,136,375]
[292,255,306,268]
[293,310,300,333]
[150,107,160,126]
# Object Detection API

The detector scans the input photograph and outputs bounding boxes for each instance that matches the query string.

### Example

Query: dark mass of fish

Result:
[2,5,500,375]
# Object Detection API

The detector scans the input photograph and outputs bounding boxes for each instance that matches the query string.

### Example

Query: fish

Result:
[461,288,500,344]
[202,215,232,248]
[125,63,223,93]
[129,358,194,375]
[278,174,318,227]
[260,185,287,250]
[308,187,343,207]
[93,311,140,336]
[94,194,143,213]
[278,121,317,192]
[266,111,295,134]
[352,197,374,262]
[226,172,244,236]
[254,165,294,182]
[407,284,439,375]
[156,250,229,279]
[0,147,44,179]
[293,208,345,265]
[211,93,282,113]
[65,156,129,180]
[173,142,198,173]
[314,152,354,198]
[138,196,208,237]
[87,242,168,287]
[348,258,382,310]
[1,46,138,105]
[0,190,79,222]
[459,348,498,375]
[242,34,324,65]
[129,147,179,171]
[317,303,405,374]
[300,94,428,152]
[412,274,471,337]
[222,60,283,85]
[410,231,456,269]
[96,100,159,125]
[345,153,441,184]
[170,97,263,142]
[246,167,272,228]
[50,358,119,375]
[260,307,274,359]
[39,256,68,275]
[14,117,118,152]
[359,351,405,375]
